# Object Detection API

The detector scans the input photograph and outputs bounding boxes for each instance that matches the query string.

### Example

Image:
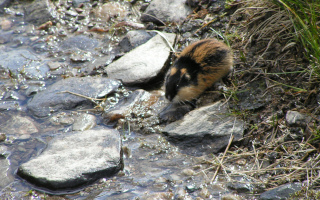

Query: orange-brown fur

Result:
[164,39,233,102]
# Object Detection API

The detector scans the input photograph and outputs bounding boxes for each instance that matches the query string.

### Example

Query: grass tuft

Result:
[275,0,320,77]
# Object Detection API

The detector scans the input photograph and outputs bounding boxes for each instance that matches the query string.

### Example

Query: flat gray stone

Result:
[105,32,175,85]
[27,77,121,118]
[141,0,192,25]
[163,101,244,155]
[260,182,302,200]
[17,128,122,191]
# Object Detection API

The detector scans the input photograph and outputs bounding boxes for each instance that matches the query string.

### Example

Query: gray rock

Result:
[0,101,20,111]
[0,115,38,138]
[260,182,302,200]
[0,49,50,79]
[24,0,57,25]
[27,77,121,118]
[103,89,153,123]
[163,101,244,155]
[286,110,310,126]
[226,181,252,193]
[141,0,192,25]
[60,35,99,51]
[105,32,176,85]
[0,0,12,13]
[159,103,193,123]
[17,128,122,191]
[119,30,156,53]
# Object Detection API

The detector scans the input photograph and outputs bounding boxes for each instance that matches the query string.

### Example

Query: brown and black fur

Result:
[164,39,233,102]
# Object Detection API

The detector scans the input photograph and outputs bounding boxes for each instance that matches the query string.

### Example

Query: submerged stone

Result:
[0,115,38,138]
[17,128,122,192]
[60,35,99,51]
[105,32,176,85]
[27,77,121,118]
[163,101,244,155]
[0,49,50,79]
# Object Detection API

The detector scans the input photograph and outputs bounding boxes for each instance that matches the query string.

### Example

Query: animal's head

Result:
[164,57,201,102]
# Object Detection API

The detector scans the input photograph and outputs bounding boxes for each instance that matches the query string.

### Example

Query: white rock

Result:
[105,32,176,85]
[17,128,122,191]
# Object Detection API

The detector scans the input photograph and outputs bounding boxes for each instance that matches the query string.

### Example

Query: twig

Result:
[57,91,105,110]
[211,134,234,183]
[147,30,176,53]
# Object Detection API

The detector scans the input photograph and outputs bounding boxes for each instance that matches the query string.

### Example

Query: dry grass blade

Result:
[58,90,105,110]
[210,134,234,184]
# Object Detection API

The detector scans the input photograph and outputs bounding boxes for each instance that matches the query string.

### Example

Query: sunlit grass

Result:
[275,0,320,77]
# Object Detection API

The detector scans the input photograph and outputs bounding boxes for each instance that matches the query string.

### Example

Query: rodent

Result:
[164,38,233,102]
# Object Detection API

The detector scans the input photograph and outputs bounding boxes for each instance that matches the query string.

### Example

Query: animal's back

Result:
[164,39,233,102]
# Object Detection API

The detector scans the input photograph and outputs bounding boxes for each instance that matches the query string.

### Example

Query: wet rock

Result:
[0,0,12,13]
[93,2,128,22]
[72,113,96,131]
[50,112,75,126]
[103,89,153,123]
[142,192,174,200]
[27,77,121,118]
[221,194,242,200]
[260,182,302,200]
[0,158,13,189]
[199,187,210,199]
[70,49,93,62]
[0,49,50,79]
[0,134,5,142]
[163,101,244,155]
[0,101,20,111]
[226,181,252,193]
[286,110,310,126]
[105,32,176,85]
[0,30,12,44]
[0,115,38,138]
[17,128,122,191]
[141,0,192,25]
[47,61,62,70]
[3,90,25,101]
[24,0,57,26]
[119,30,156,53]
[0,18,12,30]
[60,35,99,51]
[159,103,194,123]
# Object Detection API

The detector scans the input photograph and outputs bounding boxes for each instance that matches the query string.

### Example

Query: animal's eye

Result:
[185,73,191,80]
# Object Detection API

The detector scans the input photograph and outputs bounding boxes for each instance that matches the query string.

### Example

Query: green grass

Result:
[274,0,320,77]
